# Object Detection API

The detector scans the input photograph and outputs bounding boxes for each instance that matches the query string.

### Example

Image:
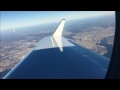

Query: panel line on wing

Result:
[51,36,54,47]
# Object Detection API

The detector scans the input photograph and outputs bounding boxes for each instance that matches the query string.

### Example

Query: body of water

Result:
[100,36,114,59]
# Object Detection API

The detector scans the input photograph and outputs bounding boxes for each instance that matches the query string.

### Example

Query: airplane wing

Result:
[3,19,110,79]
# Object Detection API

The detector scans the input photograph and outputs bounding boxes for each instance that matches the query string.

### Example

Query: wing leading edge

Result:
[3,19,109,79]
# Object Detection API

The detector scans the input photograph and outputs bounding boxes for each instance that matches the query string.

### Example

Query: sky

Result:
[0,11,114,30]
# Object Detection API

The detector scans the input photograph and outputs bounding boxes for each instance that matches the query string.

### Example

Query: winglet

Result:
[53,19,65,37]
[52,19,65,52]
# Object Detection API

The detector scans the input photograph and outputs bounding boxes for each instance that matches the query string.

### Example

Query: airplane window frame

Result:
[1,11,119,79]
[105,11,120,79]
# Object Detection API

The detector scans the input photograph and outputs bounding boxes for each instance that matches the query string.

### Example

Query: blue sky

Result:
[1,11,114,30]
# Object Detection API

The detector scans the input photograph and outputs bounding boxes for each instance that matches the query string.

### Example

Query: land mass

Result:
[0,15,115,78]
